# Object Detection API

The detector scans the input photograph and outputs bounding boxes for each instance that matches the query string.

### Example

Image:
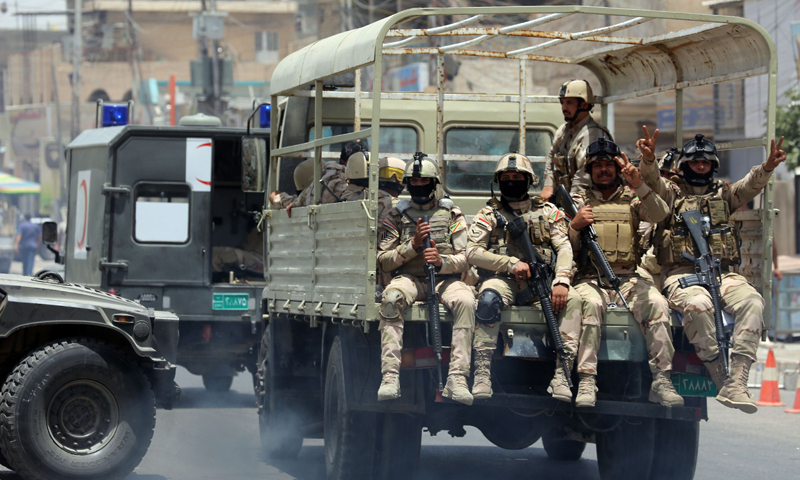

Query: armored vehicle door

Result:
[105,135,211,286]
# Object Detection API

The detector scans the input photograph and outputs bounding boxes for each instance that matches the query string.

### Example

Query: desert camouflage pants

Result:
[473,276,581,359]
[666,272,763,362]
[379,274,476,376]
[575,275,674,375]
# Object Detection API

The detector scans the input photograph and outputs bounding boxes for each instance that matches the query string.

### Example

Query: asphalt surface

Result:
[0,365,798,480]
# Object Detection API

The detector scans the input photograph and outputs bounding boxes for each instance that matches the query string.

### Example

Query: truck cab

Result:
[63,114,267,390]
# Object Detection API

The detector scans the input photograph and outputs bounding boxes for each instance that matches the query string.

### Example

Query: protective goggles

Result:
[379,166,404,182]
[683,134,716,158]
[587,137,620,159]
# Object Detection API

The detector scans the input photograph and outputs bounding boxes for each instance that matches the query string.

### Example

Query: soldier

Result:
[376,153,475,405]
[638,127,787,413]
[268,158,314,209]
[466,153,582,402]
[569,137,683,408]
[341,153,403,226]
[540,79,612,202]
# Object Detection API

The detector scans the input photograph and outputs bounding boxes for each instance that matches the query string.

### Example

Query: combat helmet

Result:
[345,151,369,180]
[659,147,681,174]
[676,134,719,170]
[293,159,314,192]
[379,156,406,196]
[559,79,594,109]
[584,137,621,173]
[402,152,441,185]
[493,153,536,186]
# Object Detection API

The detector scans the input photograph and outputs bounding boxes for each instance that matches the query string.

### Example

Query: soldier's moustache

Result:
[499,180,529,201]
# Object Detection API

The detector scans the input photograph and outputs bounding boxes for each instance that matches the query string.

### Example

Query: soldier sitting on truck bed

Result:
[540,79,612,202]
[637,127,787,414]
[376,153,476,405]
[341,153,404,224]
[569,137,684,408]
[269,158,314,209]
[465,153,582,402]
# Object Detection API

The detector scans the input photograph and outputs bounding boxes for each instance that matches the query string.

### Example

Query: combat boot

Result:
[716,355,758,414]
[547,357,574,403]
[648,371,684,407]
[575,373,597,408]
[443,374,474,406]
[472,349,493,400]
[377,372,400,401]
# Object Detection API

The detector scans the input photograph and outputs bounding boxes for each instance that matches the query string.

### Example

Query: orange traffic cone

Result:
[756,348,786,407]
[786,362,800,414]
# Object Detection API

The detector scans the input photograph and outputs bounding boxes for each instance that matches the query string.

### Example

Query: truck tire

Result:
[648,419,699,480]
[542,432,586,461]
[596,418,655,480]
[257,325,303,459]
[324,336,377,480]
[373,413,422,480]
[202,375,234,393]
[0,339,155,480]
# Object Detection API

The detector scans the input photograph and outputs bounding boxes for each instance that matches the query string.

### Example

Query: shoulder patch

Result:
[382,221,399,237]
[475,217,493,231]
[449,219,466,234]
[549,209,564,222]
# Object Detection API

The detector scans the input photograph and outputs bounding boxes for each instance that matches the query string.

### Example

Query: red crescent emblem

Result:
[77,179,88,249]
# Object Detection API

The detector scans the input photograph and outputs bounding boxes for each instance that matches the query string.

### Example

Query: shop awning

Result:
[0,172,41,195]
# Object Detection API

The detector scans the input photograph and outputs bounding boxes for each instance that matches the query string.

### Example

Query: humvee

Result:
[249,6,777,480]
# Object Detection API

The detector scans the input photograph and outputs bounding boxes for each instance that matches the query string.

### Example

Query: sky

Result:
[0,0,68,30]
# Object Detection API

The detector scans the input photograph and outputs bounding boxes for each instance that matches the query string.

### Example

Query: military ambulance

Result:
[62,105,268,391]
[248,6,777,480]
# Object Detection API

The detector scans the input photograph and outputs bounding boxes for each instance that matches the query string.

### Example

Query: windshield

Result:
[444,127,552,193]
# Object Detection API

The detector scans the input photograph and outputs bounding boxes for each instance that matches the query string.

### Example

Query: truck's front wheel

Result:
[0,338,155,480]
[596,418,655,480]
[542,431,586,461]
[324,336,377,480]
[648,419,699,480]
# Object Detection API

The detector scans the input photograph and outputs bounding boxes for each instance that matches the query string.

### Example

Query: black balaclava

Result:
[408,182,436,204]
[499,180,529,201]
[680,161,715,187]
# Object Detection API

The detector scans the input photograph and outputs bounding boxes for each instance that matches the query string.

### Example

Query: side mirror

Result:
[42,221,58,245]
[241,136,266,193]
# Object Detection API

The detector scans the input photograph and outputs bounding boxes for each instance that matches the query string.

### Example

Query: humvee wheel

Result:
[324,336,377,480]
[596,418,655,480]
[202,375,234,393]
[542,432,586,461]
[648,419,700,480]
[0,339,155,480]
[374,413,422,480]
[257,324,303,459]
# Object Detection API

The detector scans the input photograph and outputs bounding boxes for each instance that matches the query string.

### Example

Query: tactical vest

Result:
[398,202,456,277]
[576,188,638,275]
[552,123,611,191]
[487,202,554,267]
[654,182,740,268]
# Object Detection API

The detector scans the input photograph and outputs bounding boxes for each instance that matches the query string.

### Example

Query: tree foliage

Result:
[774,88,800,171]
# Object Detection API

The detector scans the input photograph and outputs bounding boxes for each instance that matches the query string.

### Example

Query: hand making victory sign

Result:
[636,125,659,162]
[615,152,643,189]
[763,136,786,172]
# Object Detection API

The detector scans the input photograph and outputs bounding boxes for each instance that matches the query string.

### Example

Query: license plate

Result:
[671,373,717,397]
[212,293,250,311]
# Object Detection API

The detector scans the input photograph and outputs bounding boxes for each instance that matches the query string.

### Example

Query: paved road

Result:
[1,366,798,480]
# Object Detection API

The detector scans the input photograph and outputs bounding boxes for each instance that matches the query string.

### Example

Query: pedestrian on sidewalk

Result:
[15,214,41,276]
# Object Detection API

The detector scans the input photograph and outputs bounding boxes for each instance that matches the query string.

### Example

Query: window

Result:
[134,184,191,244]
[444,128,553,193]
[308,125,418,155]
[255,31,279,64]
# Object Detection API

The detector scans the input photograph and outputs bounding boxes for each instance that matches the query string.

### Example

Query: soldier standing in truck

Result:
[637,127,787,414]
[376,154,476,405]
[466,153,582,402]
[568,138,683,408]
[540,79,612,202]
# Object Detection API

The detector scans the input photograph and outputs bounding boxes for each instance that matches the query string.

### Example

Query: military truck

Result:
[0,222,178,479]
[61,112,267,391]
[250,6,777,480]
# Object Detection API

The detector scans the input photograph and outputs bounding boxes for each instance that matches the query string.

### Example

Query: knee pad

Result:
[380,289,406,320]
[476,288,503,325]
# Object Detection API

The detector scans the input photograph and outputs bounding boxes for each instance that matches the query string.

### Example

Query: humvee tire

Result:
[542,432,587,461]
[256,324,303,459]
[596,417,655,480]
[648,419,700,480]
[202,375,234,393]
[374,413,422,480]
[324,336,377,480]
[0,338,156,480]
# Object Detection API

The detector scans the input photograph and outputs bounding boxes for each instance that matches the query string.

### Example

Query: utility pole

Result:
[209,0,221,118]
[195,0,224,118]
[70,0,82,139]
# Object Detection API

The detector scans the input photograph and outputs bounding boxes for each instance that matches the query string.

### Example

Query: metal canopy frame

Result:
[268,6,778,328]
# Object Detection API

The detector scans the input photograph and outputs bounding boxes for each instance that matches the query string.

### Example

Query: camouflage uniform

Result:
[292,161,348,207]
[271,192,296,209]
[543,115,613,195]
[467,197,582,401]
[641,148,771,413]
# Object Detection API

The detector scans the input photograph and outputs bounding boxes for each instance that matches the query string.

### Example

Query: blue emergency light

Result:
[259,104,271,128]
[101,104,130,127]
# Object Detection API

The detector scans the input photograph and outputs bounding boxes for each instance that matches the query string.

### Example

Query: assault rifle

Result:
[397,200,444,391]
[677,210,730,377]
[489,199,573,388]
[319,179,343,202]
[555,185,629,310]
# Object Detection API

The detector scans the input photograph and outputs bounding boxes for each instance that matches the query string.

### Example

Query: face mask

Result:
[680,163,714,186]
[407,183,436,204]
[499,180,529,201]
